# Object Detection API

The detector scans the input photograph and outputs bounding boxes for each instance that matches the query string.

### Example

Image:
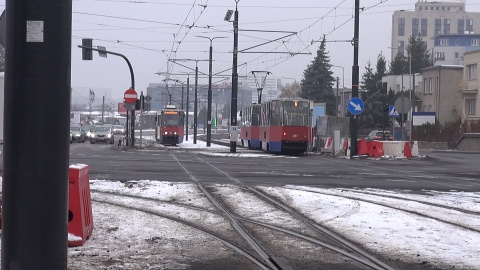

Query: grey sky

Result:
[2,0,480,105]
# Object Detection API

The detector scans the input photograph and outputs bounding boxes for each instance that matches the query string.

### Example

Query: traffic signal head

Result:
[82,38,93,60]
[383,104,389,112]
[135,99,141,110]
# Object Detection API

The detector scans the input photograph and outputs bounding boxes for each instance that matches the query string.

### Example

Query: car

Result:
[366,130,394,141]
[70,126,87,143]
[112,125,125,135]
[89,126,114,144]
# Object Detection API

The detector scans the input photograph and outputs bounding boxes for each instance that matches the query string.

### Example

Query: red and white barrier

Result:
[321,137,333,153]
[68,164,94,247]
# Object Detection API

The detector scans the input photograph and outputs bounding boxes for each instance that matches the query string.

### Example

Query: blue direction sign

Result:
[388,105,400,117]
[347,97,364,115]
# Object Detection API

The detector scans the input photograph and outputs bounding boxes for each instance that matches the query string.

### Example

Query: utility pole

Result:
[196,36,227,147]
[228,1,240,153]
[194,63,198,144]
[350,0,360,158]
[186,75,190,141]
[2,1,71,268]
[336,77,339,116]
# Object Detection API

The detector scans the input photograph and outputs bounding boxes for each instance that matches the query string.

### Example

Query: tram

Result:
[239,103,261,149]
[155,105,185,145]
[259,98,313,154]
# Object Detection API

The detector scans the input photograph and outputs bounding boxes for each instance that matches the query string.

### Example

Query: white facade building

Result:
[240,75,279,103]
[391,0,480,60]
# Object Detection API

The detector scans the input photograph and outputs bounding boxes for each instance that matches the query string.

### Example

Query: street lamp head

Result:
[224,10,233,21]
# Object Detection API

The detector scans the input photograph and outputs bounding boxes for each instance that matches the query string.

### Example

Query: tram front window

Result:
[283,101,309,126]
[162,115,179,126]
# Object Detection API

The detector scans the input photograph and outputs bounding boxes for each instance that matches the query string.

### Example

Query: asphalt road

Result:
[67,141,480,192]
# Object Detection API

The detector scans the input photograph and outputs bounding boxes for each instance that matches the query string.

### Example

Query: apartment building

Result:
[392,0,480,60]
[460,50,480,124]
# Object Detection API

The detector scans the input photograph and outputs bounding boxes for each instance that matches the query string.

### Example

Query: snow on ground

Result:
[86,180,480,269]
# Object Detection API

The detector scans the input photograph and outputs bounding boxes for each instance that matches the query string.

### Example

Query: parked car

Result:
[70,126,87,143]
[366,130,393,141]
[112,125,125,135]
[89,126,114,144]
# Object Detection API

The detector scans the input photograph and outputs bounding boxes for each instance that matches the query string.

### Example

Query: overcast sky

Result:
[2,1,480,106]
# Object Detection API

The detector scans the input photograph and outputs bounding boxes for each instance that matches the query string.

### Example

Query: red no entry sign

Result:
[124,88,137,103]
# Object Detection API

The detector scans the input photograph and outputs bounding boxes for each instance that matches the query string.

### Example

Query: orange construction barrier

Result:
[68,164,94,247]
[368,141,384,158]
[403,142,412,158]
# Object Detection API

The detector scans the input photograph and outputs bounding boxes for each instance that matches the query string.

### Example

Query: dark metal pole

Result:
[230,6,239,153]
[186,75,190,141]
[181,83,184,110]
[194,63,198,144]
[2,0,71,268]
[350,0,360,158]
[207,41,213,147]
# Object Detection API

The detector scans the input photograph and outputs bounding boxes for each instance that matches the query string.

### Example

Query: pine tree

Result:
[407,35,434,73]
[300,36,335,115]
[359,53,388,129]
[389,35,433,75]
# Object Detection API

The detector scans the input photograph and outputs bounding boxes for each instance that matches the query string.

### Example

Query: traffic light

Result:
[135,99,141,110]
[82,38,93,60]
[383,104,389,112]
[213,118,217,127]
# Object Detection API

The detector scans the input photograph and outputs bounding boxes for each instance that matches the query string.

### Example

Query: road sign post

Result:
[124,88,138,147]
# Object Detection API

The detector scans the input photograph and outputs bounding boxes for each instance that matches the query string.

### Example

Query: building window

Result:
[423,79,428,93]
[468,64,477,79]
[423,105,427,111]
[455,52,459,59]
[440,39,449,46]
[458,19,465,34]
[429,77,433,93]
[466,19,473,32]
[421,18,428,36]
[435,52,445,60]
[398,18,405,36]
[397,41,405,55]
[444,19,450,34]
[472,39,480,46]
[428,105,432,112]
[412,18,419,36]
[466,99,476,115]
[435,19,441,34]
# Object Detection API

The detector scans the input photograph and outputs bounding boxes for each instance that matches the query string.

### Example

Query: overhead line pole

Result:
[350,0,360,158]
[230,1,239,153]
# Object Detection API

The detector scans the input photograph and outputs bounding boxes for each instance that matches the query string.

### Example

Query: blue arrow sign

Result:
[388,105,399,117]
[347,97,364,115]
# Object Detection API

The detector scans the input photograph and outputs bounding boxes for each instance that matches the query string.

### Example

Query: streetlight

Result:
[225,1,240,153]
[331,65,345,116]
[196,35,227,147]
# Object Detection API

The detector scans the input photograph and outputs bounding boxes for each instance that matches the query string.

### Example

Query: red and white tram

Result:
[259,98,313,154]
[155,105,185,145]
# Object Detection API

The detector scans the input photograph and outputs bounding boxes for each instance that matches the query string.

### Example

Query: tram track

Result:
[90,194,271,270]
[278,186,480,234]
[164,146,396,270]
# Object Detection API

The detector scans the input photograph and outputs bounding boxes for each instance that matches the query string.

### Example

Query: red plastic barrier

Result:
[68,164,94,247]
[357,139,369,155]
[403,142,412,158]
[368,141,384,158]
